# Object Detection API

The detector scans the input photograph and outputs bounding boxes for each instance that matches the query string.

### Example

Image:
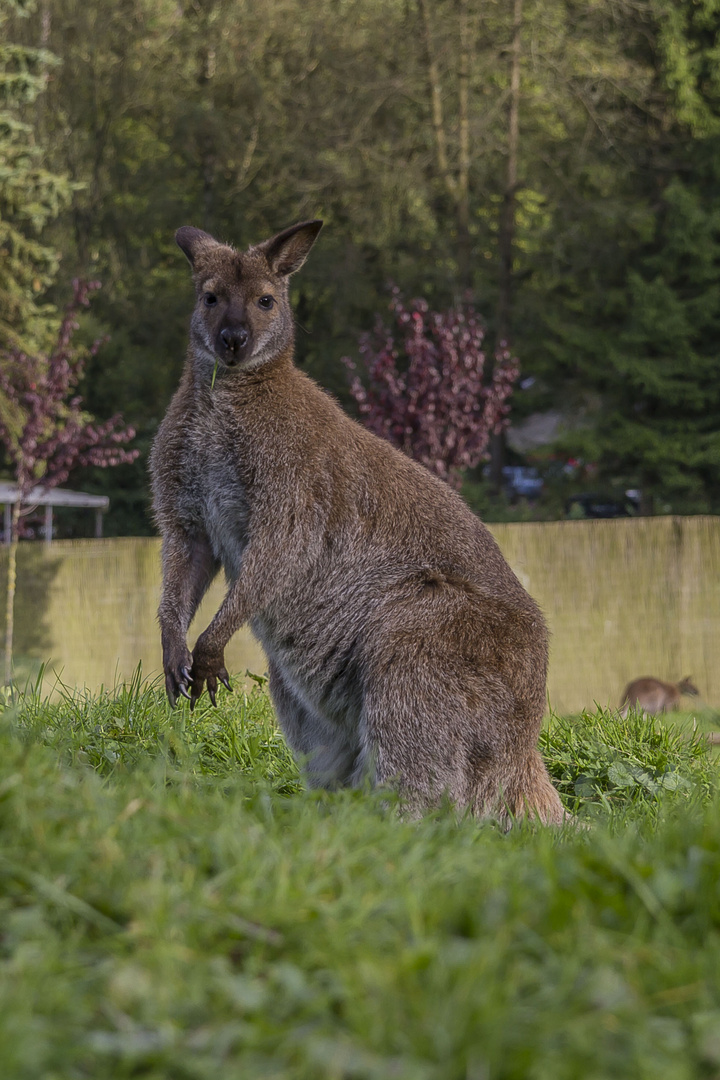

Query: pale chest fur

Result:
[176,401,251,581]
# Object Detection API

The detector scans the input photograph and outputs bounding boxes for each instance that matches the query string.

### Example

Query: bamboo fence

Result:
[1,517,717,713]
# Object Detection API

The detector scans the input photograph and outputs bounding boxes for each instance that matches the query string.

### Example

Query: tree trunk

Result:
[489,0,523,492]
[4,502,21,686]
[639,472,655,516]
[456,0,471,288]
[497,0,522,344]
[36,0,51,137]
[418,0,472,288]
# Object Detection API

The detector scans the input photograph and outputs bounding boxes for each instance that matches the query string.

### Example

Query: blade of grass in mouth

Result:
[211,358,219,389]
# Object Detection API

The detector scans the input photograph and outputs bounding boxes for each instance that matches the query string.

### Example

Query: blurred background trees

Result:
[0,0,73,353]
[1,0,718,532]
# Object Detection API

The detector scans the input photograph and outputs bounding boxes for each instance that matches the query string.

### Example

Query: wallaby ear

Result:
[260,220,323,277]
[175,226,217,268]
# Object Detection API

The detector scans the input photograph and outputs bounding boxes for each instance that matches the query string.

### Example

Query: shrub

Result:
[342,288,518,489]
[541,707,716,815]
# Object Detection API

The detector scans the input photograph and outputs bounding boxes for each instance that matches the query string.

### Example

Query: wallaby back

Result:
[150,220,566,827]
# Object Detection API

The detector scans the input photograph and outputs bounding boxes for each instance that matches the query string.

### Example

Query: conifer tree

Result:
[0,0,72,352]
[564,175,720,512]
[546,0,720,512]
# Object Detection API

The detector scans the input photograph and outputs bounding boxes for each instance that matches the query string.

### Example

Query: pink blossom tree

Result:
[0,279,139,684]
[342,288,519,490]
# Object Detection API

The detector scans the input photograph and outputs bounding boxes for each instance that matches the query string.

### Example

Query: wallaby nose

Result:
[220,325,249,354]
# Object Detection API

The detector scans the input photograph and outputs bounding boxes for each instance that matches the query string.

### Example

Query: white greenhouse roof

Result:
[0,482,109,510]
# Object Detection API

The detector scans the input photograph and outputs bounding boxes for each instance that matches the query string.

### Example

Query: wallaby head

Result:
[678,676,700,697]
[175,219,323,377]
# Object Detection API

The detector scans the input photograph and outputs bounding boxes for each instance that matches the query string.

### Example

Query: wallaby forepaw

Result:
[163,647,194,708]
[190,637,230,710]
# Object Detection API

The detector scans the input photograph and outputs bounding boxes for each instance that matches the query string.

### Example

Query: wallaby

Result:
[619,676,700,716]
[149,220,566,825]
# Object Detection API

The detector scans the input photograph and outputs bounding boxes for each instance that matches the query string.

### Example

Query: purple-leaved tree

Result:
[342,287,519,490]
[0,279,139,684]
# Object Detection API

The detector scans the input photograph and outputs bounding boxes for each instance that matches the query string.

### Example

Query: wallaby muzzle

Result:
[216,321,251,366]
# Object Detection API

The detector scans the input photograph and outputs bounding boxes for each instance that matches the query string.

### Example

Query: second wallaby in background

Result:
[149,220,565,825]
[620,675,700,716]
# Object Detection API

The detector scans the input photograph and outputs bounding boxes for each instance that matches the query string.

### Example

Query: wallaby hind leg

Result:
[266,659,361,789]
[359,650,565,826]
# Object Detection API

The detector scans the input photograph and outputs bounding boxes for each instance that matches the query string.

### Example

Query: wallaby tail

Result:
[492,749,569,828]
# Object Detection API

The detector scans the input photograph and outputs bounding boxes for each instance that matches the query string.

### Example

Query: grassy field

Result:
[1,671,720,1079]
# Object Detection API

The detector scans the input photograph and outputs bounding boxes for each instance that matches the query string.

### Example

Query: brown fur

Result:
[619,675,700,716]
[149,220,566,826]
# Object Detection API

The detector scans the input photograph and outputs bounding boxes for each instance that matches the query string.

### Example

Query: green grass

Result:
[541,708,718,816]
[9,666,301,794]
[1,672,720,1079]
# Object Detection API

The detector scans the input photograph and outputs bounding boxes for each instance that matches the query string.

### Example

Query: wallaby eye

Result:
[258,294,275,310]
[203,293,218,307]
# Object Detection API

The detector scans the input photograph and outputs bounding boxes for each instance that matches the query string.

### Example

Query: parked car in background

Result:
[502,466,544,501]
[565,491,640,519]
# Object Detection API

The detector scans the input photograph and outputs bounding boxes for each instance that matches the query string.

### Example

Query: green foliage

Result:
[461,477,567,522]
[0,677,719,1077]
[527,0,720,513]
[0,0,73,352]
[541,707,717,815]
[548,170,720,512]
[24,0,667,530]
[2,0,719,528]
[655,0,720,136]
[11,665,301,793]
[4,670,718,819]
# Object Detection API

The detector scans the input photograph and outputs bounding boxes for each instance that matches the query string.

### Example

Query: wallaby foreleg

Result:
[190,542,294,707]
[159,529,219,706]
[189,576,250,708]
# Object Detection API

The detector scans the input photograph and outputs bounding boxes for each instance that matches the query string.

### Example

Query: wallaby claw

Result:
[219,672,232,692]
[189,678,204,710]
[165,669,192,707]
[208,685,217,707]
[163,643,194,708]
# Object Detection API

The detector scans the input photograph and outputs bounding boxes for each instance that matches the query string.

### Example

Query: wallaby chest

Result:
[180,397,251,579]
